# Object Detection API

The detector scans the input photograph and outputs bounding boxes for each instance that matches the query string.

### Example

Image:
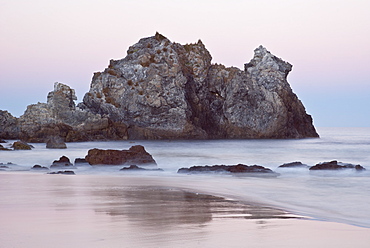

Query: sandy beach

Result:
[0,172,369,248]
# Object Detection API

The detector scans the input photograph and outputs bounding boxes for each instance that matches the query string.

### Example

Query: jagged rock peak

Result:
[47,82,77,110]
[245,45,292,78]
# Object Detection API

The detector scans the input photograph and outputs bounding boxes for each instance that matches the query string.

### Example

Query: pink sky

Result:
[1,0,369,126]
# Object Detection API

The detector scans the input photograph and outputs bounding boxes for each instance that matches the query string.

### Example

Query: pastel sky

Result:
[1,0,369,127]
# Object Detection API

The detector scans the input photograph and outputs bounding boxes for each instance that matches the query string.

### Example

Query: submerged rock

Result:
[85,145,156,166]
[50,156,74,168]
[178,164,278,175]
[309,160,366,171]
[46,136,67,149]
[48,170,75,175]
[120,165,163,171]
[31,165,49,170]
[11,141,33,150]
[278,161,308,168]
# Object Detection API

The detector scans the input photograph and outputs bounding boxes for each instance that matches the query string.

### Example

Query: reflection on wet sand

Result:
[2,173,370,248]
[93,186,299,228]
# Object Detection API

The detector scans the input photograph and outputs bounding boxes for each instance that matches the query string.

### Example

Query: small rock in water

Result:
[51,156,74,168]
[48,170,75,175]
[11,141,33,150]
[85,145,157,166]
[46,136,67,149]
[120,165,163,171]
[178,164,278,176]
[309,160,366,171]
[0,139,7,143]
[31,165,49,170]
[278,161,308,168]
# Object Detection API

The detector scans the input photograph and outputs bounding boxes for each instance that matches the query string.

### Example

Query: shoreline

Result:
[1,172,370,247]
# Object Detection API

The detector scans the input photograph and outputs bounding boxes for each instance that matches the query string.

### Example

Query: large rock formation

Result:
[81,32,318,139]
[0,33,318,141]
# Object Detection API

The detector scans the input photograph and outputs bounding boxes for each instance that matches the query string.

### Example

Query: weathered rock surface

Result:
[120,164,163,171]
[11,141,33,150]
[50,156,74,168]
[278,161,308,168]
[85,145,156,166]
[46,136,67,149]
[178,164,277,175]
[0,33,318,141]
[309,160,366,171]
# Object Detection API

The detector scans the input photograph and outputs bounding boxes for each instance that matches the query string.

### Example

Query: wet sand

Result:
[1,172,370,248]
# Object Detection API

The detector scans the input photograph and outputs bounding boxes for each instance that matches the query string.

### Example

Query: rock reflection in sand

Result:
[93,187,298,228]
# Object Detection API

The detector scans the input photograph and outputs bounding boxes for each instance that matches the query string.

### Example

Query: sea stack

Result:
[0,33,318,141]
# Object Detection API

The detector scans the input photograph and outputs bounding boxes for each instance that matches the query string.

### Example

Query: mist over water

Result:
[1,127,370,228]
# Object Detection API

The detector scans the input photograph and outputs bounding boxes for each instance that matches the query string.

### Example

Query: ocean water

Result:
[1,127,370,228]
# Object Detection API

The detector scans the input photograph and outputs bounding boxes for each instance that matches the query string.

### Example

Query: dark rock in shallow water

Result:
[48,170,75,175]
[31,165,49,170]
[0,165,9,169]
[120,165,163,171]
[0,139,7,143]
[278,161,308,168]
[46,136,67,149]
[11,141,33,150]
[309,160,366,171]
[51,156,74,168]
[85,145,156,166]
[178,164,278,176]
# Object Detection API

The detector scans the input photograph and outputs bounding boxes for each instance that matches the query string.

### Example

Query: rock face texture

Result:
[0,33,318,141]
[0,110,19,139]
